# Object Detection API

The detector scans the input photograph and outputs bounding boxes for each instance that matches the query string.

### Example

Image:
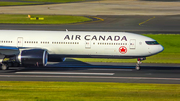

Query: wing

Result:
[0,46,19,55]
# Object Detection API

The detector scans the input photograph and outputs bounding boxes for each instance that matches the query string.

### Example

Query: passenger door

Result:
[130,39,136,49]
[17,37,23,47]
[85,41,91,49]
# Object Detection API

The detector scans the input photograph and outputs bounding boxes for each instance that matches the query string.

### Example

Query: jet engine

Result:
[17,49,48,66]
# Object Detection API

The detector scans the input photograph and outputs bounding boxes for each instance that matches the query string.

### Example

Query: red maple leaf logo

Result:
[119,46,127,54]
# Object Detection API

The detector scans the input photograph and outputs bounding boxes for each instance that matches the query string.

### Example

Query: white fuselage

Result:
[0,30,164,59]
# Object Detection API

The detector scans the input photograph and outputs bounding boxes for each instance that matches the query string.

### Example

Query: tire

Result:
[135,66,140,70]
[1,64,9,70]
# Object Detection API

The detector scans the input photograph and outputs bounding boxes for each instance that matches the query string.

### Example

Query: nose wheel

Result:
[136,62,141,70]
[135,66,140,70]
[135,58,145,70]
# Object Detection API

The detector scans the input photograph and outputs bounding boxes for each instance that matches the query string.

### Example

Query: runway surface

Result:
[1,15,180,33]
[0,62,180,84]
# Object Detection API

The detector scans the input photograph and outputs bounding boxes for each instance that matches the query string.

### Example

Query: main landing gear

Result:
[1,63,9,70]
[136,57,146,70]
[0,62,20,70]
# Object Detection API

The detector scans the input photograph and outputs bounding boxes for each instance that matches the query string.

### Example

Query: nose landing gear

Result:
[136,60,141,70]
[136,57,146,70]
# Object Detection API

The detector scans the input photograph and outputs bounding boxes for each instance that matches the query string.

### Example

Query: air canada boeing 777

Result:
[0,30,164,70]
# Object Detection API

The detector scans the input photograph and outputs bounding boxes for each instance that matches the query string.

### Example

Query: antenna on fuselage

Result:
[66,29,68,32]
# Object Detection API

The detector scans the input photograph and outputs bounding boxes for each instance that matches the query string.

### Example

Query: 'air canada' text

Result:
[64,35,127,41]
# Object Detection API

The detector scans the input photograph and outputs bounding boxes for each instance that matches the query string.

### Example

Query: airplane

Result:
[0,30,164,70]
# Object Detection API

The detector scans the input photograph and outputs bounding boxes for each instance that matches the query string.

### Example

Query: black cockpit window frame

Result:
[145,41,159,45]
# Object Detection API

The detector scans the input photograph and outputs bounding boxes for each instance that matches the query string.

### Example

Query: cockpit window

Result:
[145,41,159,45]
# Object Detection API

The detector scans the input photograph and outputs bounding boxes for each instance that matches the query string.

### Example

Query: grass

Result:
[0,2,40,6]
[0,0,85,6]
[74,34,180,64]
[23,0,85,3]
[0,81,179,101]
[0,14,92,24]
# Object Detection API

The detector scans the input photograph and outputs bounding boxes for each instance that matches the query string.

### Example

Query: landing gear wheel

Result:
[1,64,9,70]
[135,65,140,70]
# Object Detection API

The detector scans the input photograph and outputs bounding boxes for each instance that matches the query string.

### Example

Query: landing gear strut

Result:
[136,57,146,70]
[136,58,141,70]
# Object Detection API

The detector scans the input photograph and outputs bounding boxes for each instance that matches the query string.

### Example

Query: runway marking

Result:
[75,16,104,24]
[88,69,133,71]
[15,72,114,75]
[93,17,104,22]
[139,16,155,25]
[1,75,180,81]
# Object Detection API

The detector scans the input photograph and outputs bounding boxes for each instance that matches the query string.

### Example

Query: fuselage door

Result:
[17,37,23,47]
[85,41,91,49]
[130,39,136,49]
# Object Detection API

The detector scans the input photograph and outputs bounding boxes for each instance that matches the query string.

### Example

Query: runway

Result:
[0,62,180,84]
[1,15,180,33]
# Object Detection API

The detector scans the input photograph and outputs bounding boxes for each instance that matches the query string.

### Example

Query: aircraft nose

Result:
[148,45,164,55]
[158,45,164,53]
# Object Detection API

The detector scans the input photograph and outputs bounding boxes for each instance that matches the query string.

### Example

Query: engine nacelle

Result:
[48,55,66,62]
[17,49,48,67]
